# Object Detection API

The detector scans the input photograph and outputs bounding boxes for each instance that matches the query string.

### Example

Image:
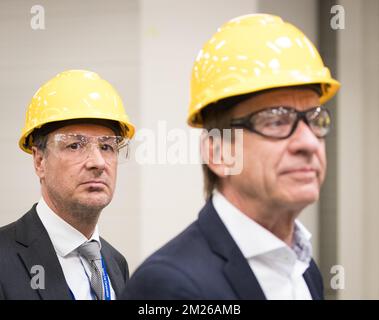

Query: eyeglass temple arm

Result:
[230,117,251,129]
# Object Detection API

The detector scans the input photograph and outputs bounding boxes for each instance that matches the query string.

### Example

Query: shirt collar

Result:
[212,190,312,263]
[36,197,101,258]
[292,222,312,263]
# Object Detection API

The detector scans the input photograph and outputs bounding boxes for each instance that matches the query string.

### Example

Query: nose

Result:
[288,120,322,156]
[84,144,106,171]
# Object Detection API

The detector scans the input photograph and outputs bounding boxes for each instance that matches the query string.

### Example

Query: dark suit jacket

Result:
[122,200,324,300]
[0,204,129,300]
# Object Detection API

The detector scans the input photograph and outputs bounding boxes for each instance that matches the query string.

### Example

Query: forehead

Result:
[231,88,320,117]
[51,123,115,136]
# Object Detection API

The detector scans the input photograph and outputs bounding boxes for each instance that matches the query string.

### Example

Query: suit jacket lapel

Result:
[15,205,72,300]
[223,248,266,300]
[303,260,323,300]
[198,200,266,300]
[100,242,125,298]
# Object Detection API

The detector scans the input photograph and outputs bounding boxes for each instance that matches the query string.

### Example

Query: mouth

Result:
[80,180,108,188]
[280,167,319,181]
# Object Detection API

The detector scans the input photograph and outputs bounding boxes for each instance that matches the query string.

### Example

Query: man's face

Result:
[35,124,118,212]
[226,87,326,212]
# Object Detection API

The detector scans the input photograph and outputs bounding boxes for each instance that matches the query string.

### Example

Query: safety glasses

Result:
[230,106,331,139]
[47,133,129,164]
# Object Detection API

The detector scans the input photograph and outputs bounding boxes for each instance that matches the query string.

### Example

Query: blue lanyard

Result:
[101,257,111,301]
[70,256,112,300]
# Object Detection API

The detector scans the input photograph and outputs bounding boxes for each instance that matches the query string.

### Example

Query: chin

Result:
[78,194,112,210]
[284,185,320,207]
[292,192,319,206]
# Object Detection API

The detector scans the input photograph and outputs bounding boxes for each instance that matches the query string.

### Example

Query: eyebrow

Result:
[98,135,119,142]
[66,134,87,141]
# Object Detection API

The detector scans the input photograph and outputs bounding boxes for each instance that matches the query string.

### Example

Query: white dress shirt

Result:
[36,197,116,300]
[212,190,313,300]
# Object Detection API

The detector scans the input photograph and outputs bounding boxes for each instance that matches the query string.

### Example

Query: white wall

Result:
[337,0,379,299]
[0,0,142,270]
[138,0,258,261]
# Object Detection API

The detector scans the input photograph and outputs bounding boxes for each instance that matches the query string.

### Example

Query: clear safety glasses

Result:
[47,133,130,164]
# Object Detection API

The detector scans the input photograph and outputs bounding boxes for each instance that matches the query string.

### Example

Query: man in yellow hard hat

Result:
[123,14,340,300]
[0,70,134,300]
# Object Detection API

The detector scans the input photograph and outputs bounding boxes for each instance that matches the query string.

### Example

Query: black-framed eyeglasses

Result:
[230,106,331,139]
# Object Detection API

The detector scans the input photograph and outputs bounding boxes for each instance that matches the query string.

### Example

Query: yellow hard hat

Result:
[19,69,135,154]
[188,14,340,127]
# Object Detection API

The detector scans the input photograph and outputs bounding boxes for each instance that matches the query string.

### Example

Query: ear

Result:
[200,129,230,179]
[32,146,46,180]
[200,128,244,177]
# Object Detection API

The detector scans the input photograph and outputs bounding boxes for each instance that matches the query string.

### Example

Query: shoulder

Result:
[123,220,219,299]
[124,258,203,299]
[0,204,39,250]
[0,220,17,251]
[144,220,211,269]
